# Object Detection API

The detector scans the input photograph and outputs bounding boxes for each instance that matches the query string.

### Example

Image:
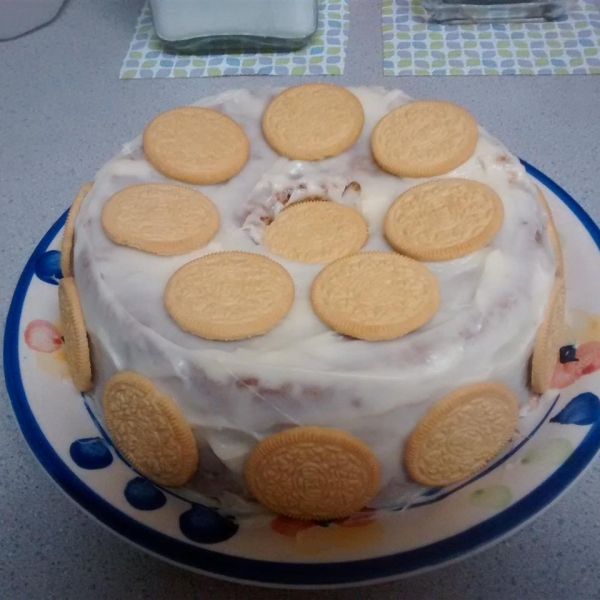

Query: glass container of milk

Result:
[149,0,319,53]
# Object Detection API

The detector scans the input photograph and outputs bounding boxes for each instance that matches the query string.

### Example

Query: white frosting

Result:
[74,87,556,510]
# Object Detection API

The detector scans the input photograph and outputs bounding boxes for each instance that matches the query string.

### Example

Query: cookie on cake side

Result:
[59,84,563,520]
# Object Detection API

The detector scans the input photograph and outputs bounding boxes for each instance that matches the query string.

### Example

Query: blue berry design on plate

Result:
[179,503,239,544]
[34,250,62,285]
[69,437,113,469]
[124,477,167,511]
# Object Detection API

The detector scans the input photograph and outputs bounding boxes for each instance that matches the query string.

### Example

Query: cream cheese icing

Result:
[73,87,556,511]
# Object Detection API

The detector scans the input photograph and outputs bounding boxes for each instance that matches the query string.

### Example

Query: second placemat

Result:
[383,0,600,75]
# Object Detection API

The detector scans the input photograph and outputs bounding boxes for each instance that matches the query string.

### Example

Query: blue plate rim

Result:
[4,161,600,587]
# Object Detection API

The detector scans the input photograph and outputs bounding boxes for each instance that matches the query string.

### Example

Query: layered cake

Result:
[59,84,565,520]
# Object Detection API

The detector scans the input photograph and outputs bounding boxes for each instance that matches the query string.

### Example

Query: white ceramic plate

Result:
[5,162,600,588]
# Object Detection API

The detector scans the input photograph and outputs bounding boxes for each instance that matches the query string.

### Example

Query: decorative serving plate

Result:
[5,162,600,588]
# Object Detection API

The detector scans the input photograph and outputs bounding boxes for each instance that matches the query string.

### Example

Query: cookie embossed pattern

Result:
[384,179,504,261]
[101,184,220,255]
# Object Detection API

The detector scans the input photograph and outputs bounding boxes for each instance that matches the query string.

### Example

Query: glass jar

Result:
[420,0,575,23]
[149,0,319,54]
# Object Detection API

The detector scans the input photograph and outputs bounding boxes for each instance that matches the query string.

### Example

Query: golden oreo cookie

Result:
[101,184,220,256]
[143,106,250,185]
[262,83,364,161]
[165,251,294,341]
[61,182,93,278]
[311,252,440,341]
[58,277,92,391]
[404,382,519,486]
[244,426,380,520]
[102,371,198,487]
[264,201,369,263]
[384,179,504,261]
[531,277,566,393]
[371,100,479,178]
[536,186,564,277]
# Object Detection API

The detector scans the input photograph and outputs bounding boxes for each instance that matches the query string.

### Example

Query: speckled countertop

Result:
[1,0,600,598]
